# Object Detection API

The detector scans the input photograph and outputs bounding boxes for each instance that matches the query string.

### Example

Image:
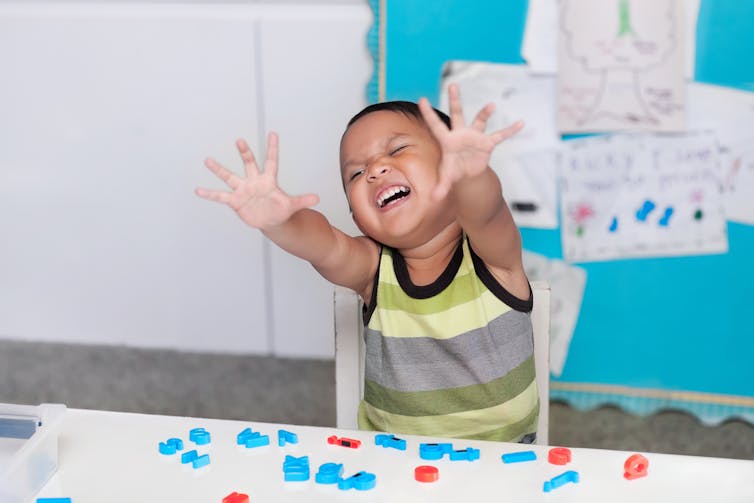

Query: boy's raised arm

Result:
[195,133,378,297]
[418,85,529,297]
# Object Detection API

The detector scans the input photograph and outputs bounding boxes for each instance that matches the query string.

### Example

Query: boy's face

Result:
[339,110,454,247]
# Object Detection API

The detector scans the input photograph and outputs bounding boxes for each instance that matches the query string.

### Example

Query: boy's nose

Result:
[367,161,390,181]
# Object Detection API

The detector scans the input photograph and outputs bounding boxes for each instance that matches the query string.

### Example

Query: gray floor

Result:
[1,339,752,460]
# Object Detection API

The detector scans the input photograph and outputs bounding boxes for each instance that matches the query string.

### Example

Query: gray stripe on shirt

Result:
[364,309,533,392]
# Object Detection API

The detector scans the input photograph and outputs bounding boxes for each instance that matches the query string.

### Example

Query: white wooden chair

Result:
[334,280,551,445]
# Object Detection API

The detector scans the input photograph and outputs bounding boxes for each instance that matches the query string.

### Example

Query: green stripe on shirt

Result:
[378,270,482,314]
[368,289,512,339]
[358,380,539,439]
[364,356,535,416]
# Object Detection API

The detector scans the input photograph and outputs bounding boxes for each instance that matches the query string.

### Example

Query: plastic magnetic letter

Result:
[181,449,198,464]
[502,450,537,464]
[192,453,210,469]
[419,442,453,460]
[159,437,184,455]
[327,435,362,448]
[282,455,310,482]
[278,429,298,447]
[624,453,649,480]
[543,470,579,492]
[375,433,407,450]
[222,492,249,503]
[189,427,211,445]
[338,471,376,491]
[414,465,439,483]
[548,447,572,465]
[315,462,344,484]
[449,447,480,461]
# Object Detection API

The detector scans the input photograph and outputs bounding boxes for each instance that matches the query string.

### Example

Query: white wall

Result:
[0,2,371,357]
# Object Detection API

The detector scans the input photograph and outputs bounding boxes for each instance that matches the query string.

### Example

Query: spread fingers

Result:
[204,157,242,189]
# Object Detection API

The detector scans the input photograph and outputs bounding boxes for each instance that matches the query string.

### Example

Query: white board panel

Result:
[0,11,269,353]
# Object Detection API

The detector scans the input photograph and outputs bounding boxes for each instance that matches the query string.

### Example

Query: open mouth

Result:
[376,186,411,208]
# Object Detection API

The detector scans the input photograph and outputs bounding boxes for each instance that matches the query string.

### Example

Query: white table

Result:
[36,408,754,502]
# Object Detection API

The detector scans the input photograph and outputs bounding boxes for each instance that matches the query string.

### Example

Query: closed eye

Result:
[348,168,364,182]
[390,145,409,155]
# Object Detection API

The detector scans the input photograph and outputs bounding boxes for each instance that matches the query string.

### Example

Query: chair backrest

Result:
[334,280,550,445]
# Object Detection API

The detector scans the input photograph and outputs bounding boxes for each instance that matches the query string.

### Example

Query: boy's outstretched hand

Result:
[418,83,523,201]
[195,132,319,230]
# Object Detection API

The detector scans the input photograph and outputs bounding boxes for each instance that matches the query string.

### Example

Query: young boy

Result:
[196,85,538,443]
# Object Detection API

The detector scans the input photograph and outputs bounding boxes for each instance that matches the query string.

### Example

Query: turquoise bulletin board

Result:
[367,0,754,424]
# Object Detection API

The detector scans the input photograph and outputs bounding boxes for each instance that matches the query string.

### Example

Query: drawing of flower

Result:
[570,203,596,237]
[571,203,596,224]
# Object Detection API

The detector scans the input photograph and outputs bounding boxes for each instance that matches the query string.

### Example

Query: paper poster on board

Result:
[557,0,687,133]
[560,133,728,262]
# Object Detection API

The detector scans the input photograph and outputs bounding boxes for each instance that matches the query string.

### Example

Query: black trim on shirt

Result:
[392,239,464,299]
[362,245,382,325]
[468,239,533,313]
[362,236,533,323]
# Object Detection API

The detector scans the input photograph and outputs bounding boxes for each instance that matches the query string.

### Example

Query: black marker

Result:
[512,201,538,212]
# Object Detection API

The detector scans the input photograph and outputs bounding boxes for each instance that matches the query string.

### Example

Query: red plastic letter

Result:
[624,453,649,480]
[414,465,439,483]
[548,447,572,465]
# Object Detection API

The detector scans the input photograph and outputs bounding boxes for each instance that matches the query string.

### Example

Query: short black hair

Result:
[346,100,451,130]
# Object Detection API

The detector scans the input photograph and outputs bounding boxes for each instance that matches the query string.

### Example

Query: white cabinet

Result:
[0,2,372,356]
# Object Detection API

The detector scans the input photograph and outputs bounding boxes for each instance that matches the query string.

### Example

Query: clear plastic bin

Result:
[0,403,66,503]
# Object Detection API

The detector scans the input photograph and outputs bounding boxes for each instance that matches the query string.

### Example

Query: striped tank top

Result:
[357,236,539,441]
